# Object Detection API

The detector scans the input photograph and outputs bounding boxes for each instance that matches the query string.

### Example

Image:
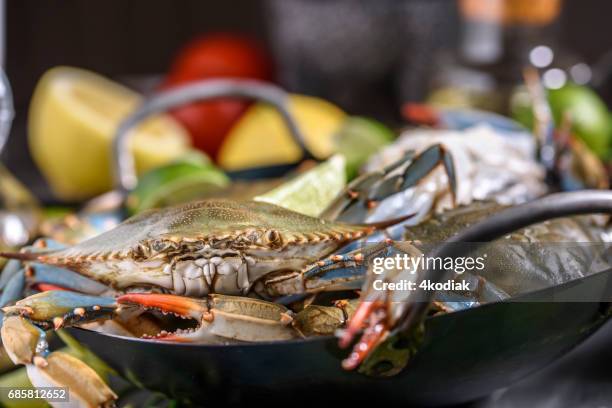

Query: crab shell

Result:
[6,200,392,297]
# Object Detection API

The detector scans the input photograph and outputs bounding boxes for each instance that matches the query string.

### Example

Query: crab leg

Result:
[0,267,25,315]
[26,263,110,295]
[292,299,359,337]
[322,144,457,223]
[2,291,118,332]
[340,300,389,370]
[336,240,512,371]
[0,240,109,313]
[258,242,392,297]
[0,259,22,290]
[321,155,413,221]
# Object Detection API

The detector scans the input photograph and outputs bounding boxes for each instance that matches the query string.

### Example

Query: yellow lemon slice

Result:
[218,94,346,170]
[28,66,191,201]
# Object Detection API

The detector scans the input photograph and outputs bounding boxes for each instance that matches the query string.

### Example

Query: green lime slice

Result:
[254,154,346,217]
[127,159,230,214]
[333,116,395,179]
[511,83,612,159]
[548,84,612,159]
[171,149,211,166]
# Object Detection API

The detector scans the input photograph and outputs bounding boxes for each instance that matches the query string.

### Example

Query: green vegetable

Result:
[127,154,229,214]
[511,83,612,159]
[254,155,346,217]
[334,117,395,179]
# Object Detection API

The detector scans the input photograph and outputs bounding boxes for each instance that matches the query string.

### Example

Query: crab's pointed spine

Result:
[359,212,416,233]
[0,251,45,262]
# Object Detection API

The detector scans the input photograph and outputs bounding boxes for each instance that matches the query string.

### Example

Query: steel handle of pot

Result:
[393,190,612,336]
[112,79,311,193]
[0,68,14,155]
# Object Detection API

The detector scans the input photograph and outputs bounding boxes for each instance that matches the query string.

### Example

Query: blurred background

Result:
[4,0,612,202]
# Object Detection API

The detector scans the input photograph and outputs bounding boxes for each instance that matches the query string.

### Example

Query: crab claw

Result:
[2,291,117,330]
[1,292,119,408]
[27,351,117,408]
[338,300,391,370]
[118,293,211,342]
[1,316,117,407]
[1,315,46,365]
[338,241,420,371]
[1,291,118,369]
[118,293,298,343]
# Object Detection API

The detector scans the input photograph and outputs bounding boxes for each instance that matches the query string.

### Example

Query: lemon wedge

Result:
[217,94,346,170]
[28,66,191,201]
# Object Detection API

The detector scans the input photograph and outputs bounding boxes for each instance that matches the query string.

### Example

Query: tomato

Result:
[167,99,248,154]
[165,33,273,85]
[162,33,274,158]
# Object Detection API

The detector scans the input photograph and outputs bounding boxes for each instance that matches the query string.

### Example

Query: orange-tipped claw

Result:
[339,300,378,348]
[339,300,390,370]
[33,283,69,292]
[117,293,209,321]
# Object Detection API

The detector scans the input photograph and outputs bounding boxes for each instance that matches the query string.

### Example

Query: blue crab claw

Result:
[26,351,117,408]
[2,291,118,331]
[1,291,119,407]
[323,144,456,224]
[338,299,390,370]
[118,293,298,343]
[336,242,424,371]
[1,316,118,407]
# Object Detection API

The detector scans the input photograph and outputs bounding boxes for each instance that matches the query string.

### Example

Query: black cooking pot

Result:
[69,191,612,406]
[70,271,610,406]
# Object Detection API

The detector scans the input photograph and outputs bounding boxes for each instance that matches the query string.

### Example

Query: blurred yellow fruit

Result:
[217,94,346,170]
[28,66,191,201]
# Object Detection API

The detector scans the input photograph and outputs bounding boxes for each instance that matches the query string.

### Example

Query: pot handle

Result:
[112,79,312,193]
[394,190,612,336]
[0,69,14,155]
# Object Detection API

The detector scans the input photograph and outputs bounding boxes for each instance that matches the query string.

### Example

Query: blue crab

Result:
[0,144,461,407]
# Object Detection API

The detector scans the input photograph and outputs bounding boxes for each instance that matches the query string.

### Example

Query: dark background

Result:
[6,0,612,107]
[4,0,612,193]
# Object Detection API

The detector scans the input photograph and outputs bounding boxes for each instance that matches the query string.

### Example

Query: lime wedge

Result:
[167,149,211,166]
[254,155,346,217]
[511,83,612,159]
[548,84,612,159]
[334,116,395,179]
[127,156,230,214]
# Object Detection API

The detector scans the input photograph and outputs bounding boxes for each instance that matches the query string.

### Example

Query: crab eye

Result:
[151,240,166,252]
[131,244,149,259]
[264,229,282,247]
